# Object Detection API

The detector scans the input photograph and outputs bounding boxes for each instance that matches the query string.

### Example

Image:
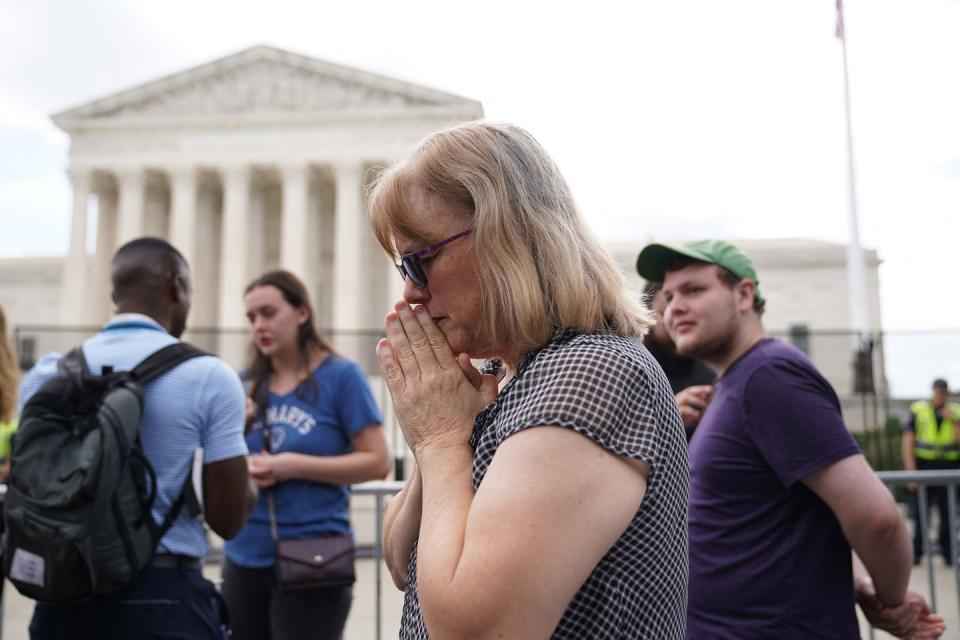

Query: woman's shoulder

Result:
[312,352,353,375]
[507,331,664,408]
[312,353,371,387]
[529,331,653,377]
[486,330,674,465]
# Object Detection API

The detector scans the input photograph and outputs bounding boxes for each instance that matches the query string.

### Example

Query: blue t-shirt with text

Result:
[224,355,382,568]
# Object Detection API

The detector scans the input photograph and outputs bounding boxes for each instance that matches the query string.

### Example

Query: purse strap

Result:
[267,491,279,543]
[261,422,280,543]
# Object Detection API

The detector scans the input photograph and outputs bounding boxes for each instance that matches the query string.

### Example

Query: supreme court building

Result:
[53,45,483,366]
[5,45,896,408]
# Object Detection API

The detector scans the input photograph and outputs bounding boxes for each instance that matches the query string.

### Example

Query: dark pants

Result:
[29,566,227,640]
[911,485,954,563]
[221,558,352,640]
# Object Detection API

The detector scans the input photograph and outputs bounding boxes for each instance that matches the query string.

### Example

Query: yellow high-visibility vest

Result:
[0,419,15,459]
[912,401,960,461]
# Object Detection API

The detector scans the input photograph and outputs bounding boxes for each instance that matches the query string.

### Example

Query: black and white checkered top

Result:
[399,330,690,639]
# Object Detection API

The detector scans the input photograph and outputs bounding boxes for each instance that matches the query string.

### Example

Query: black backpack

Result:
[3,342,207,602]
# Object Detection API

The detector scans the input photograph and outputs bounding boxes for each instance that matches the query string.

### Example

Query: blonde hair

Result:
[0,305,20,423]
[368,121,652,356]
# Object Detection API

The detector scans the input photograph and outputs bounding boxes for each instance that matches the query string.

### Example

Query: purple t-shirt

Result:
[687,338,862,639]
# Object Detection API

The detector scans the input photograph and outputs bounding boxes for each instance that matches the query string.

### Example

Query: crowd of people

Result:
[11,244,389,639]
[1,119,954,639]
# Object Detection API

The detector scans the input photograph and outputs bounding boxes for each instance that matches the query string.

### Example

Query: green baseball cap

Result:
[636,239,765,305]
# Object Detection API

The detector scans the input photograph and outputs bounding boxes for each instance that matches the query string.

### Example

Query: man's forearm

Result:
[853,511,912,605]
[851,552,875,596]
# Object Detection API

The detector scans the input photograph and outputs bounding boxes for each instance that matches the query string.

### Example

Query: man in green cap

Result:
[636,240,942,639]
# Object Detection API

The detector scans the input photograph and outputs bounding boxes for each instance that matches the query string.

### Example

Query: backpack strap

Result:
[131,343,210,548]
[57,347,91,387]
[130,343,208,384]
[154,469,196,543]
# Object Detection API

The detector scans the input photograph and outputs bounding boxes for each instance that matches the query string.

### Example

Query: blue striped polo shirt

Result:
[18,314,249,558]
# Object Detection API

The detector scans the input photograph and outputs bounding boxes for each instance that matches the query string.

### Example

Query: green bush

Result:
[854,427,902,472]
[884,415,904,436]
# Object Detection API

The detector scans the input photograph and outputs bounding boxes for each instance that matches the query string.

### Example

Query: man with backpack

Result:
[13,237,258,639]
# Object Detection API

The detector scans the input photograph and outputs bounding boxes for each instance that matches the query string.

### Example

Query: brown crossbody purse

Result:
[263,424,356,591]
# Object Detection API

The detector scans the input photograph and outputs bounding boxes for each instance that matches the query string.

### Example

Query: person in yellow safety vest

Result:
[902,378,960,565]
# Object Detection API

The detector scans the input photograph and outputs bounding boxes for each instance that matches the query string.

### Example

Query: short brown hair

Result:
[664,255,766,315]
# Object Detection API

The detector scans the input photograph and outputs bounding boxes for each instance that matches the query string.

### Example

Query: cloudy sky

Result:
[1,0,958,342]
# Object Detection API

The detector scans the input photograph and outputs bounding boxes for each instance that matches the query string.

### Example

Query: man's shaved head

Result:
[111,237,191,336]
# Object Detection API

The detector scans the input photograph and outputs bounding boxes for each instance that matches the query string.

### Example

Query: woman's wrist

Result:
[415,435,470,459]
[272,452,302,482]
[414,437,472,472]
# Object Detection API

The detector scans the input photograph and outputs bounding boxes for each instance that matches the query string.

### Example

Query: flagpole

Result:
[837,0,870,350]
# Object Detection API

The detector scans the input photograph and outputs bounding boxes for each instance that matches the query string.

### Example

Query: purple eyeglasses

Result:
[396,228,473,288]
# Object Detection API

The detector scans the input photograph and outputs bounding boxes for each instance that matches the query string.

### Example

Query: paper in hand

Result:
[184,447,204,517]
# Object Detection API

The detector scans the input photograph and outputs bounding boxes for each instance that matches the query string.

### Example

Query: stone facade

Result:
[0,258,63,367]
[8,237,885,380]
[50,45,483,366]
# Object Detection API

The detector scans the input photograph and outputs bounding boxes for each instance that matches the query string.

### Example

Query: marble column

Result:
[92,181,118,323]
[280,164,310,279]
[332,162,366,333]
[218,166,250,329]
[142,177,170,239]
[116,169,145,245]
[60,170,90,323]
[217,166,251,369]
[169,168,198,271]
[192,181,222,329]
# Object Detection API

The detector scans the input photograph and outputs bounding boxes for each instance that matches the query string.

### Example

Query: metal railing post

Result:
[352,481,402,639]
[375,493,384,640]
[918,486,938,611]
[949,483,960,622]
[871,470,960,632]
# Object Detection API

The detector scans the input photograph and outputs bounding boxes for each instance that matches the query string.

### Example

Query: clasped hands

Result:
[376,301,498,456]
[248,450,290,489]
[857,582,946,639]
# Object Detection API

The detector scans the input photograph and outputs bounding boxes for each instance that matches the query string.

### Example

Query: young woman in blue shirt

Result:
[221,270,390,640]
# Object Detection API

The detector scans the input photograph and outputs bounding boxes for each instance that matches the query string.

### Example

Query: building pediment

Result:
[52,45,482,130]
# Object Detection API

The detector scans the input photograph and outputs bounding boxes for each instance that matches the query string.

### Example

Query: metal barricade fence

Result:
[872,470,960,639]
[358,476,960,640]
[3,477,960,638]
[351,481,404,640]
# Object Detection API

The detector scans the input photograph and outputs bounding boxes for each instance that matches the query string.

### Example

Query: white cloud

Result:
[0,178,69,257]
